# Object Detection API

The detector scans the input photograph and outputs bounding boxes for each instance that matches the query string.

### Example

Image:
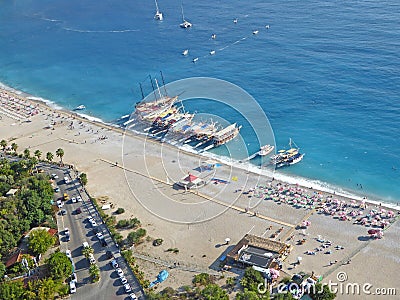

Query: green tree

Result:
[28,229,56,255]
[82,246,94,258]
[89,264,100,282]
[115,207,125,214]
[0,280,25,300]
[55,148,64,163]
[46,152,54,163]
[226,277,236,292]
[23,148,30,159]
[240,267,265,293]
[0,261,6,280]
[11,143,18,153]
[193,273,214,286]
[201,284,228,300]
[0,140,7,151]
[274,292,295,300]
[47,251,73,280]
[126,228,147,246]
[236,290,263,300]
[31,278,57,300]
[310,283,336,300]
[79,173,88,186]
[34,149,42,161]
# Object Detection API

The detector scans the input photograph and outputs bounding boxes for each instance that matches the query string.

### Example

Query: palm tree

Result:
[0,139,7,151]
[46,152,54,163]
[34,149,42,161]
[23,148,31,159]
[11,142,18,153]
[89,264,100,282]
[56,148,64,164]
[82,246,94,259]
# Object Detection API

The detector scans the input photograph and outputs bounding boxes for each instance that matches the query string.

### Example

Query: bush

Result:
[126,228,147,246]
[115,207,125,214]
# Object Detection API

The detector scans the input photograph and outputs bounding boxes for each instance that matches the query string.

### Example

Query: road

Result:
[41,163,145,300]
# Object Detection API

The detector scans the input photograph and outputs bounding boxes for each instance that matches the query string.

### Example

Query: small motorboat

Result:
[209,50,216,55]
[74,105,86,110]
[265,25,270,29]
[211,34,216,39]
[233,18,238,24]
[259,144,274,156]
[180,20,192,28]
[182,49,189,56]
[192,57,199,63]
[253,30,259,35]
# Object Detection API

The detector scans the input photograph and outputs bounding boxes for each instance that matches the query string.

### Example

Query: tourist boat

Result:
[182,49,189,56]
[180,3,192,28]
[259,144,274,156]
[212,123,241,146]
[154,0,163,20]
[271,138,304,168]
[74,105,86,110]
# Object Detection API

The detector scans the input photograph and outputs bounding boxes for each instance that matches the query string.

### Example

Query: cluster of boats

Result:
[125,74,304,168]
[127,76,241,152]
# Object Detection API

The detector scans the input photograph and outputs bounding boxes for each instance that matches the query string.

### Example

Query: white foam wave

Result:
[41,17,61,23]
[75,112,104,123]
[26,96,63,110]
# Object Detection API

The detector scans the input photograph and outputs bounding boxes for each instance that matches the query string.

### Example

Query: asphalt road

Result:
[42,163,145,300]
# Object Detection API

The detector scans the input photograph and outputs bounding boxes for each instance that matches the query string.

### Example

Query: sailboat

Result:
[180,2,192,28]
[154,0,163,20]
[271,138,304,168]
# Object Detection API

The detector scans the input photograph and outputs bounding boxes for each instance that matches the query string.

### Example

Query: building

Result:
[226,234,292,269]
[176,173,205,190]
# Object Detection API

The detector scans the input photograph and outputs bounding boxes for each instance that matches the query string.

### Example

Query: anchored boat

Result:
[271,138,304,168]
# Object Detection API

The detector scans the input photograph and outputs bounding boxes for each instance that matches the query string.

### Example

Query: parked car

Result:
[124,283,132,293]
[82,242,89,248]
[64,228,70,235]
[111,259,119,269]
[54,187,60,193]
[88,253,96,264]
[76,207,82,214]
[129,293,138,300]
[51,173,59,179]
[56,200,63,208]
[59,209,67,216]
[65,249,72,260]
[90,219,97,227]
[71,197,77,203]
[116,268,124,278]
[96,232,104,240]
[120,276,128,285]
[100,239,108,247]
[76,195,82,202]
[69,281,76,294]
[71,273,77,283]
[106,250,114,259]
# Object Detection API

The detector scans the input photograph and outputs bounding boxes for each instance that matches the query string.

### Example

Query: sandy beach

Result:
[1,88,399,299]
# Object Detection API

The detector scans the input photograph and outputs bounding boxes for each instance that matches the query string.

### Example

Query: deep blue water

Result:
[0,0,399,203]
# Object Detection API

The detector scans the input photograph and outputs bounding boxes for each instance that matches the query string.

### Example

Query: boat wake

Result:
[62,27,141,33]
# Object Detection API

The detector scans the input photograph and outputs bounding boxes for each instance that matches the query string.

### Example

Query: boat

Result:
[211,34,216,39]
[182,49,189,56]
[259,144,274,156]
[192,57,199,63]
[180,3,192,28]
[154,0,163,20]
[265,25,270,29]
[212,123,241,146]
[253,30,259,35]
[233,18,238,24]
[271,139,304,168]
[74,105,86,110]
[209,50,216,55]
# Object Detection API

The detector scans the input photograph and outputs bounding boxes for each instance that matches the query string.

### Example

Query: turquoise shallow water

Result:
[0,0,399,203]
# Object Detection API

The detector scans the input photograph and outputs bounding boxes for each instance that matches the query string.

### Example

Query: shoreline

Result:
[0,83,399,210]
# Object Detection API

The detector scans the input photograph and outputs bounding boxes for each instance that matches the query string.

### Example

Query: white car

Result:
[90,219,97,227]
[76,196,82,202]
[64,228,70,236]
[69,281,76,294]
[111,259,119,269]
[129,293,137,300]
[71,272,77,283]
[116,268,124,278]
[51,173,59,179]
[96,232,104,240]
[65,249,72,260]
[88,253,96,264]
[124,283,132,293]
[120,276,128,284]
[57,200,64,208]
[71,197,77,203]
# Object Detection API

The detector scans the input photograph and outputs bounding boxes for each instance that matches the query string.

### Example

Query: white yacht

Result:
[209,50,216,55]
[75,105,86,110]
[182,49,189,56]
[180,3,192,28]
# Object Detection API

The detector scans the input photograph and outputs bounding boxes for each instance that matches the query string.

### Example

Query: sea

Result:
[0,0,399,205]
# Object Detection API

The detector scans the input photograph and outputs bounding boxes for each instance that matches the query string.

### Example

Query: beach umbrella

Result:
[368,229,378,235]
